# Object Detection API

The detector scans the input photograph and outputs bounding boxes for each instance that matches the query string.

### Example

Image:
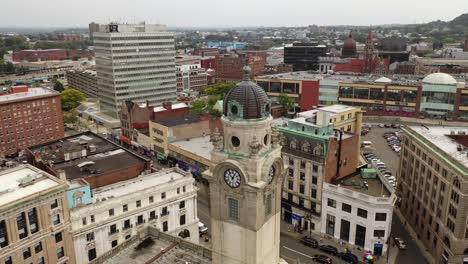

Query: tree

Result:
[63,110,79,124]
[53,80,64,92]
[203,83,235,96]
[61,88,85,111]
[190,99,207,115]
[278,93,294,111]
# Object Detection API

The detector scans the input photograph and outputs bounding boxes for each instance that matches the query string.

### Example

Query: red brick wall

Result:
[152,107,190,121]
[0,92,64,156]
[83,161,150,188]
[324,134,360,183]
[300,80,320,111]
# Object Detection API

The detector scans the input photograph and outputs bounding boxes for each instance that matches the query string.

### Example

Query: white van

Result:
[198,222,208,235]
[362,141,373,148]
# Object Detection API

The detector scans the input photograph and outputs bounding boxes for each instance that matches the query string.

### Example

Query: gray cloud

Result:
[2,0,467,28]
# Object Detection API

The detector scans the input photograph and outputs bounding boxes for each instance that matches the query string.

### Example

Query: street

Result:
[362,125,428,264]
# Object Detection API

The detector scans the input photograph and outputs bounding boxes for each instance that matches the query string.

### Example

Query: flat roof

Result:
[319,104,357,114]
[0,87,57,103]
[103,228,211,264]
[29,132,149,181]
[170,136,212,161]
[156,115,202,127]
[0,165,62,207]
[92,169,186,202]
[256,71,322,81]
[408,126,468,170]
[338,172,390,197]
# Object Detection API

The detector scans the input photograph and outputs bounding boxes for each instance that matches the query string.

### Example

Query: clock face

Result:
[224,169,241,188]
[266,165,276,184]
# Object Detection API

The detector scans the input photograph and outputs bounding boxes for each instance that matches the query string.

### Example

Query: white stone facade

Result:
[320,183,396,255]
[94,23,176,116]
[70,168,199,264]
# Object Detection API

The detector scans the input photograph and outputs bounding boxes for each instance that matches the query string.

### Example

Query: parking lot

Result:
[361,124,428,264]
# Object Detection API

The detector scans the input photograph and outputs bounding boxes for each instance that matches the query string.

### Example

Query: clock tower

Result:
[204,67,286,264]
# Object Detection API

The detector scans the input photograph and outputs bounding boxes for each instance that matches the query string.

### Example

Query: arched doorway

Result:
[178,229,190,239]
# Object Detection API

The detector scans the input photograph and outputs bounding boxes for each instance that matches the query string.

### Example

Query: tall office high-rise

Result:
[94,22,177,116]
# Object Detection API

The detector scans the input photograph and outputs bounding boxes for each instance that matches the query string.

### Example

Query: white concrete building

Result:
[320,176,396,256]
[69,168,198,264]
[94,22,176,117]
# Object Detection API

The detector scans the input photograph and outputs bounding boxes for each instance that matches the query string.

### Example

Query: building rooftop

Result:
[407,126,468,170]
[170,136,212,161]
[102,227,211,264]
[422,72,457,85]
[156,114,203,127]
[28,132,149,181]
[256,71,323,81]
[0,87,57,103]
[153,103,188,113]
[337,172,391,197]
[318,104,357,114]
[0,165,63,208]
[92,168,187,203]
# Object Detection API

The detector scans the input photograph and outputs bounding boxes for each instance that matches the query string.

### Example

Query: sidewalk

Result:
[393,208,433,264]
[280,221,393,264]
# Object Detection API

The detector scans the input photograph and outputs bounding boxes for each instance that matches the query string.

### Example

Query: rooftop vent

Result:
[450,131,455,135]
[457,144,464,151]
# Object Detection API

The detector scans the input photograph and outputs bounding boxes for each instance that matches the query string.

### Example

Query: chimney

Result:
[56,169,67,181]
[162,102,172,110]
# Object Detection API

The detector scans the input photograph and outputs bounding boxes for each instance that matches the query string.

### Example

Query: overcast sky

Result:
[2,0,467,28]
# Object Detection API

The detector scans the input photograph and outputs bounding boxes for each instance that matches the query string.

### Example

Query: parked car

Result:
[378,123,385,128]
[384,124,391,128]
[312,254,333,264]
[337,252,358,264]
[391,123,398,128]
[319,245,338,255]
[198,222,208,236]
[300,236,318,248]
[394,237,407,250]
[361,129,369,136]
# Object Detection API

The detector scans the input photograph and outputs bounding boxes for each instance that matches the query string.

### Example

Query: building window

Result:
[177,187,180,194]
[312,176,318,185]
[299,184,305,194]
[37,256,45,264]
[27,208,39,234]
[342,203,352,213]
[180,215,186,226]
[179,201,185,209]
[4,256,12,264]
[149,211,156,220]
[23,247,31,259]
[355,225,367,247]
[266,194,272,215]
[0,220,9,248]
[288,180,294,190]
[326,214,335,236]
[34,241,42,253]
[161,192,166,199]
[340,219,350,242]
[228,198,239,221]
[313,165,318,173]
[327,198,336,208]
[374,229,385,238]
[109,209,114,216]
[109,224,117,234]
[86,232,95,241]
[163,221,168,232]
[17,212,28,239]
[311,189,317,199]
[375,213,387,221]
[183,186,186,192]
[91,215,95,223]
[88,248,97,262]
[357,208,368,219]
[299,198,304,207]
[111,240,118,248]
[82,217,87,225]
[288,168,294,177]
[123,219,131,229]
[137,215,144,225]
[123,204,128,212]
[300,172,305,181]
[51,199,58,209]
[52,214,61,225]
[136,200,141,208]
[55,232,62,243]
[149,196,154,203]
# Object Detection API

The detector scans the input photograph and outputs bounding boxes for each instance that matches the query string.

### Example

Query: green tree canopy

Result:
[190,99,208,115]
[53,80,64,92]
[63,109,79,124]
[61,88,85,111]
[278,93,295,110]
[203,83,235,97]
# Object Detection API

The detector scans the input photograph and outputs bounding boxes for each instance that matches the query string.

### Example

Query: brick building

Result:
[215,51,267,82]
[175,56,208,93]
[255,72,321,111]
[119,101,189,139]
[26,131,151,189]
[0,86,64,156]
[12,49,94,62]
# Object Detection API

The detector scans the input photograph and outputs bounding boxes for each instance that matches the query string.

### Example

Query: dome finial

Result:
[243,66,251,80]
